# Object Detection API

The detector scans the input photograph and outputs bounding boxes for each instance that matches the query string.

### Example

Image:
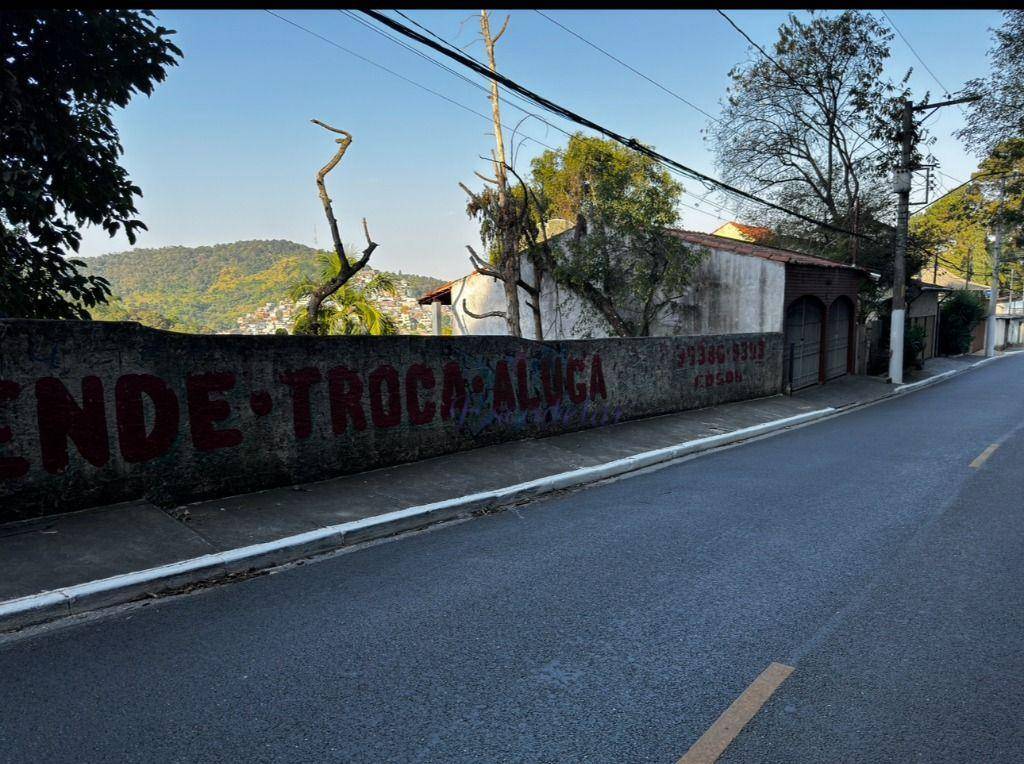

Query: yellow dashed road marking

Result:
[677,662,794,764]
[970,444,999,469]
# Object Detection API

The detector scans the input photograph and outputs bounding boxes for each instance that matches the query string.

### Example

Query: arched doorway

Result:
[785,297,824,390]
[826,297,853,380]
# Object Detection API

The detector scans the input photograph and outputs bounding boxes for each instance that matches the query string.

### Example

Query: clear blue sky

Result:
[78,9,1004,280]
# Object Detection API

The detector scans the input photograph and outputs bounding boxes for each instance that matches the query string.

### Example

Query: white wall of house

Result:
[449,246,785,339]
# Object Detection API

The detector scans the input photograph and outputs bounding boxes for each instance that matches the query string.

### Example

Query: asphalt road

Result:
[2,357,1023,763]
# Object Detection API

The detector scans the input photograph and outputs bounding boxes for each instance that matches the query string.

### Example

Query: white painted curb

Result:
[0,407,834,632]
[893,369,959,393]
[893,350,1021,394]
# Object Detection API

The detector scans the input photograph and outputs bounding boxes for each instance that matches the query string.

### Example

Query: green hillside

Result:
[85,240,445,333]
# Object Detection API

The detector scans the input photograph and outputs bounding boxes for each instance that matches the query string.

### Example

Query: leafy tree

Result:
[911,181,991,279]
[462,172,549,340]
[290,251,399,336]
[956,11,1024,158]
[939,290,987,355]
[526,134,705,337]
[89,295,177,330]
[709,11,921,265]
[83,239,444,333]
[912,139,1024,289]
[0,10,181,319]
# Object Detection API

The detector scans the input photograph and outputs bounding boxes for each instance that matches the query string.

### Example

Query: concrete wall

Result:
[0,320,784,521]
[452,248,786,340]
[994,316,1024,349]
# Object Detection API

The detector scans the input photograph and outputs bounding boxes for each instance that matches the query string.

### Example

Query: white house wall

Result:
[450,246,785,339]
[664,250,784,335]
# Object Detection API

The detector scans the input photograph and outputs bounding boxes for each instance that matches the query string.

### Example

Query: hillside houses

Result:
[227,267,452,335]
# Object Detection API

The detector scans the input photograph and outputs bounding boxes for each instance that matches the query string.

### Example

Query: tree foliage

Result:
[956,10,1024,157]
[526,134,705,337]
[0,10,181,319]
[87,239,444,333]
[709,11,920,264]
[290,250,399,336]
[939,290,987,355]
[911,139,1024,289]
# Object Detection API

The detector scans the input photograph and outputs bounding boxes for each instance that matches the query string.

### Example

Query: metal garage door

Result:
[785,297,823,390]
[826,299,852,380]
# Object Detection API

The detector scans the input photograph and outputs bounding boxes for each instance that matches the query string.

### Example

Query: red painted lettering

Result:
[115,374,179,463]
[440,362,467,421]
[541,357,563,406]
[327,366,367,433]
[516,358,541,411]
[492,360,516,413]
[368,365,401,428]
[36,376,109,474]
[566,357,587,404]
[280,367,322,439]
[589,355,607,400]
[0,380,29,479]
[186,372,242,452]
[405,364,436,426]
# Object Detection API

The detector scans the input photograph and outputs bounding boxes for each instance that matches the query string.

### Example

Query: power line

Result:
[350,10,577,143]
[392,10,484,61]
[533,10,721,124]
[271,8,738,230]
[264,10,559,154]
[910,169,1011,216]
[715,10,887,159]
[717,11,970,204]
[881,10,954,98]
[881,12,971,188]
[680,200,732,224]
[359,9,872,241]
[342,9,576,143]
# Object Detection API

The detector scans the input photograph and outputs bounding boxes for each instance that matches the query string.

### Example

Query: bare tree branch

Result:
[306,120,378,335]
[492,14,511,44]
[466,245,503,279]
[462,298,506,320]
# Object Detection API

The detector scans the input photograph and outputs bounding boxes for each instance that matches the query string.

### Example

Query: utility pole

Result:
[889,94,981,382]
[889,99,913,384]
[850,197,860,267]
[480,9,522,339]
[985,175,1006,357]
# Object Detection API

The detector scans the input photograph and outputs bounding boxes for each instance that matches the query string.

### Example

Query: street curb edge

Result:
[0,407,834,634]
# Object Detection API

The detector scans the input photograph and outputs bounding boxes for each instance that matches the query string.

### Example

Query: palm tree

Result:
[290,250,400,336]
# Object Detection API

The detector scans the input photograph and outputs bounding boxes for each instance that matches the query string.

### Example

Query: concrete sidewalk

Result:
[0,353,998,631]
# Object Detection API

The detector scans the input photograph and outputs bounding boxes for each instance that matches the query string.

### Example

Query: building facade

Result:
[421,229,865,390]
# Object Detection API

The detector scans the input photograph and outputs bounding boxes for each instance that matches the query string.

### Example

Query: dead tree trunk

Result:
[306,119,378,336]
